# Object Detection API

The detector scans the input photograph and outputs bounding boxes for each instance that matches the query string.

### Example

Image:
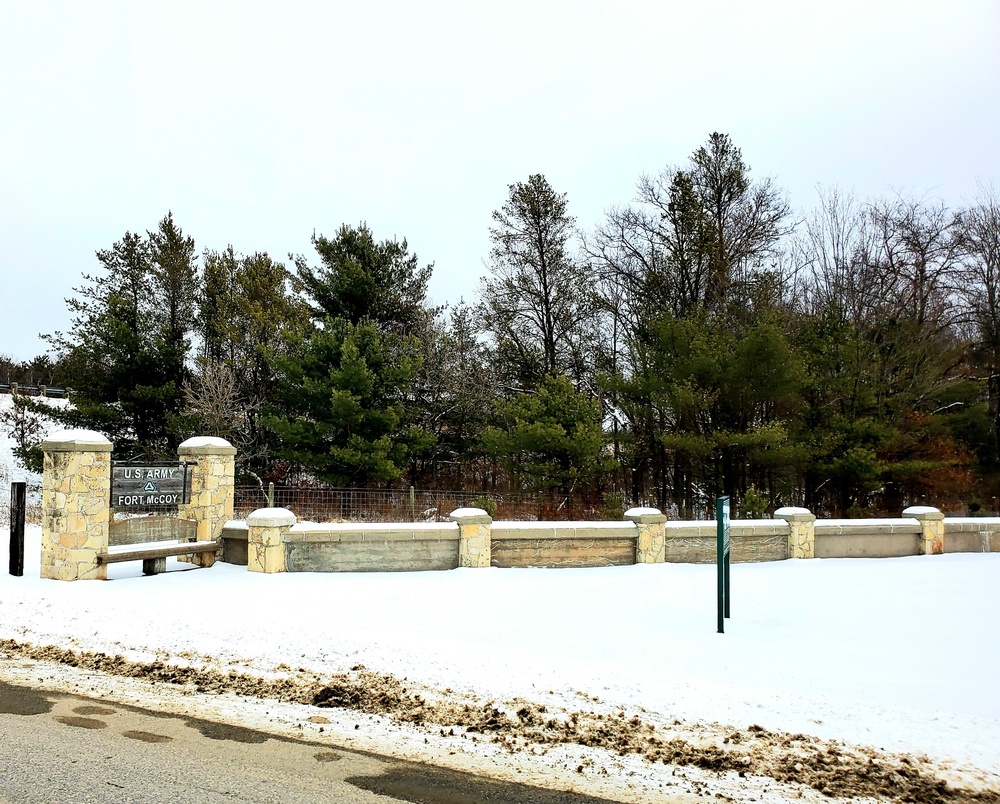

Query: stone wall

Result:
[943,518,1000,553]
[224,504,1000,573]
[661,521,788,564]
[814,519,922,558]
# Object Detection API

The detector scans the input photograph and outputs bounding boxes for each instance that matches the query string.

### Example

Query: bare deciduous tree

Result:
[182,359,245,442]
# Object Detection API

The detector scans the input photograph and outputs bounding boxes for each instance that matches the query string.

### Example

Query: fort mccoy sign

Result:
[111,463,191,509]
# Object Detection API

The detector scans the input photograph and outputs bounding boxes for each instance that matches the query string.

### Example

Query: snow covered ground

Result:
[1,524,999,801]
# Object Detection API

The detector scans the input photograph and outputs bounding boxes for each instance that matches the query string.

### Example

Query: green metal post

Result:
[717,496,731,633]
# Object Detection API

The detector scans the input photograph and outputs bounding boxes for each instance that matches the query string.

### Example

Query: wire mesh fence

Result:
[0,481,617,527]
[233,485,618,523]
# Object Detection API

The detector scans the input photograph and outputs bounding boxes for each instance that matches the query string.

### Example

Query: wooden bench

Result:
[98,516,219,576]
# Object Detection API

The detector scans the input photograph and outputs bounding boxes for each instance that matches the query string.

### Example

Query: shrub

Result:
[602,490,627,520]
[471,496,498,519]
[741,485,768,519]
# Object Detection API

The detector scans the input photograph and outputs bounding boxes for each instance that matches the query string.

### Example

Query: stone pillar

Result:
[625,507,667,563]
[450,507,492,568]
[177,437,236,567]
[775,506,816,559]
[904,506,945,555]
[40,430,113,581]
[246,508,295,573]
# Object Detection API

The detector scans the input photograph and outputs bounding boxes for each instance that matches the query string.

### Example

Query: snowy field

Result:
[2,524,999,801]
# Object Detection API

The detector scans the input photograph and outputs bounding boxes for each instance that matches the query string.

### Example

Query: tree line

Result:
[7,133,1000,517]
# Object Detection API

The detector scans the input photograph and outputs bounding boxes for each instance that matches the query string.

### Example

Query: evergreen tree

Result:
[792,189,967,513]
[405,302,496,488]
[267,224,436,485]
[481,373,615,494]
[265,319,421,486]
[38,215,197,456]
[293,223,435,335]
[689,132,790,315]
[479,175,596,387]
[189,247,308,471]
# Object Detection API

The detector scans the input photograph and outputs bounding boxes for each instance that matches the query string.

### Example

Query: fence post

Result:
[410,486,415,521]
[9,482,25,576]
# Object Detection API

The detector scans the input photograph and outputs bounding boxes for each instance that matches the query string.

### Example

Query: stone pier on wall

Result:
[247,508,296,573]
[450,507,493,568]
[626,507,667,563]
[177,436,236,567]
[775,507,816,559]
[905,506,945,555]
[40,430,113,581]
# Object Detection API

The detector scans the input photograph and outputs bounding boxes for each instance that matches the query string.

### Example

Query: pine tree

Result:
[265,319,422,486]
[189,247,307,470]
[267,224,436,485]
[293,223,435,335]
[481,373,615,494]
[38,214,197,456]
[479,175,596,388]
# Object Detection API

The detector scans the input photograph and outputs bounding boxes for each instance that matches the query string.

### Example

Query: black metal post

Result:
[9,482,26,576]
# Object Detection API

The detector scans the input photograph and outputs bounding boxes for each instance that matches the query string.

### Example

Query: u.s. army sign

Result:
[111,464,191,509]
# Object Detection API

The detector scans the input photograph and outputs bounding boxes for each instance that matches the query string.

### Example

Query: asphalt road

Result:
[0,680,622,804]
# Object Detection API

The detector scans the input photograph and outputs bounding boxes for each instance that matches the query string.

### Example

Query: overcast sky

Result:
[1,0,998,362]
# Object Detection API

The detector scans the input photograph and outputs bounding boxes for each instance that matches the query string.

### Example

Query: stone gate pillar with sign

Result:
[40,430,113,581]
[177,437,236,567]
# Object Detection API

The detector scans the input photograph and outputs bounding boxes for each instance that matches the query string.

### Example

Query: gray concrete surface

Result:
[0,680,620,804]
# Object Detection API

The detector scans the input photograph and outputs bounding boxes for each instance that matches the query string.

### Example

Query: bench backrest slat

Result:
[109,516,197,546]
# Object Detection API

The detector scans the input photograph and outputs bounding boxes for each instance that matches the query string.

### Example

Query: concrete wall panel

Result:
[815,532,920,558]
[490,538,635,568]
[662,534,787,564]
[285,538,460,572]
